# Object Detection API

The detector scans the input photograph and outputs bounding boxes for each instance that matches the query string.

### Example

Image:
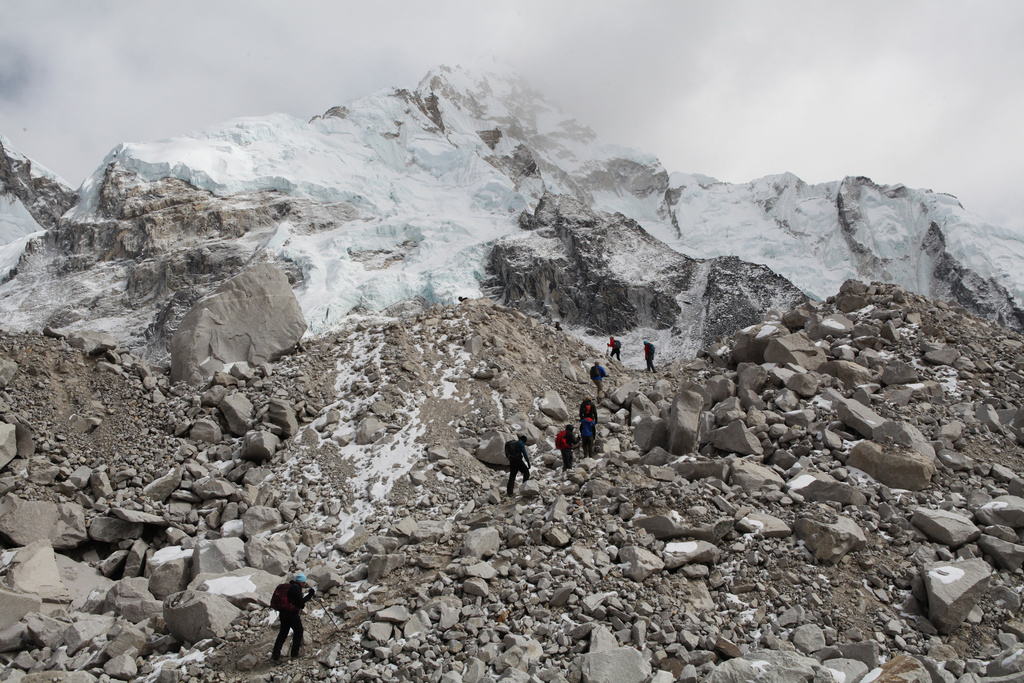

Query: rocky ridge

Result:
[487,193,807,354]
[1,282,1024,682]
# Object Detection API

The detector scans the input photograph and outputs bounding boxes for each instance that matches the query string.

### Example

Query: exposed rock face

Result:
[170,263,307,385]
[486,194,806,355]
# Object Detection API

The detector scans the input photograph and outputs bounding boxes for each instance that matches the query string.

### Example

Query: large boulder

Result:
[538,390,570,422]
[580,646,652,683]
[0,423,16,472]
[4,539,71,604]
[846,441,935,491]
[794,515,866,564]
[911,508,980,548]
[191,537,246,578]
[923,559,991,634]
[170,263,307,385]
[475,431,512,466]
[618,546,664,582]
[163,589,242,644]
[666,390,703,455]
[100,577,163,623]
[763,333,827,371]
[0,494,87,550]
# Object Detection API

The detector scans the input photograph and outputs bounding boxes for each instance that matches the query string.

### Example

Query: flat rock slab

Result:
[911,507,980,548]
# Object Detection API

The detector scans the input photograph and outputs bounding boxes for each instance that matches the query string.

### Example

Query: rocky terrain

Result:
[3,278,1024,683]
[487,193,807,353]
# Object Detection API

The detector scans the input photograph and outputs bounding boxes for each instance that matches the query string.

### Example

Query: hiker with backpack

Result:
[590,361,608,399]
[580,414,597,459]
[555,424,581,472]
[607,336,621,361]
[643,341,656,372]
[271,572,316,661]
[579,397,597,421]
[505,434,531,496]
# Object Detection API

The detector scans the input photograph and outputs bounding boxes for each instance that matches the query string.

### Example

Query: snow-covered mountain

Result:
[0,135,78,279]
[1,65,1022,362]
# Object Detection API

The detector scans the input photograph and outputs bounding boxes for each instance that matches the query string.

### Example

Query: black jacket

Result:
[287,581,314,612]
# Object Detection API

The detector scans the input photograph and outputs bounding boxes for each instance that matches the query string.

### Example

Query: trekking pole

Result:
[314,595,340,632]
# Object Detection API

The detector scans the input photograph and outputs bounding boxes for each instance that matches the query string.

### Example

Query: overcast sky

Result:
[2,1,1022,232]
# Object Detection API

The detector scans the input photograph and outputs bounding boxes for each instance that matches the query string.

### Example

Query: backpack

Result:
[646,343,655,355]
[555,431,568,450]
[613,339,621,350]
[504,439,520,461]
[271,582,294,613]
[590,365,604,380]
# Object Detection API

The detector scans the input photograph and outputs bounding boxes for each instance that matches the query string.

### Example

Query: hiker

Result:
[555,424,581,471]
[271,572,316,661]
[590,361,608,399]
[580,414,596,459]
[579,397,597,421]
[554,321,562,331]
[505,434,531,496]
[643,340,656,372]
[607,336,621,361]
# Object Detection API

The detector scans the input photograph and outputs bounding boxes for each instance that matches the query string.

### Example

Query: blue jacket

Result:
[590,364,607,380]
[580,416,596,438]
[513,439,530,467]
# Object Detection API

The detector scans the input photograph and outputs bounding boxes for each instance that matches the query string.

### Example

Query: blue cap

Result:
[295,572,306,583]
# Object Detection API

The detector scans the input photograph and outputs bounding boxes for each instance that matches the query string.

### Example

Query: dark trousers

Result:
[581,436,594,458]
[610,348,620,360]
[560,448,574,471]
[507,454,529,495]
[646,356,655,372]
[273,611,303,658]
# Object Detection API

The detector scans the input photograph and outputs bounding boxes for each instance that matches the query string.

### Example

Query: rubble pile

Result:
[2,282,1024,683]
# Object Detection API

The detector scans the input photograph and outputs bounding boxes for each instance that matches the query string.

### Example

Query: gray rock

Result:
[144,467,183,502]
[974,496,1024,527]
[663,540,721,569]
[579,646,652,683]
[101,577,163,623]
[245,533,294,575]
[729,458,783,491]
[170,263,307,385]
[673,457,730,482]
[911,508,981,548]
[5,539,72,603]
[0,358,16,389]
[633,416,667,453]
[924,558,991,634]
[242,430,280,462]
[67,330,118,355]
[764,332,828,370]
[837,398,887,439]
[618,546,664,581]
[791,623,825,654]
[667,390,703,455]
[355,415,386,445]
[794,514,866,564]
[0,587,42,631]
[219,392,254,436]
[163,589,242,644]
[736,512,792,538]
[710,420,763,455]
[881,360,920,386]
[241,505,282,538]
[538,390,570,421]
[785,472,867,507]
[147,546,193,600]
[846,440,935,491]
[977,535,1024,571]
[103,652,138,680]
[0,423,15,472]
[0,494,87,550]
[189,418,222,444]
[462,527,500,559]
[475,431,511,466]
[266,398,299,438]
[820,359,873,389]
[191,537,246,578]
